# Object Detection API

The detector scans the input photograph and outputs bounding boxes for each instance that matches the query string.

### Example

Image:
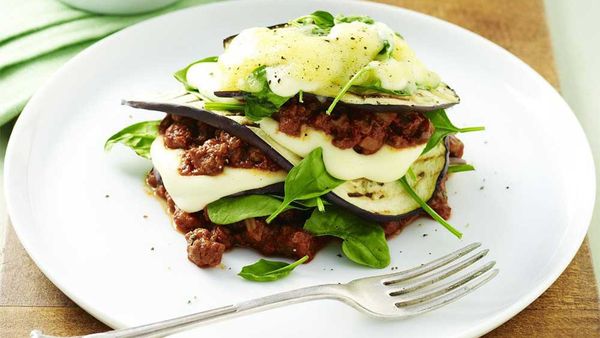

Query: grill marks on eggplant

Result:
[327,139,449,222]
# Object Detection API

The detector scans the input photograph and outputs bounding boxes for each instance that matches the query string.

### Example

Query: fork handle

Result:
[32,284,347,338]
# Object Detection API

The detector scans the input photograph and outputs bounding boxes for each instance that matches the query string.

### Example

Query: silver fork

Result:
[32,242,497,338]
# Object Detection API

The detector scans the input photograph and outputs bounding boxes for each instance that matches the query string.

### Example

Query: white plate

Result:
[4,1,595,337]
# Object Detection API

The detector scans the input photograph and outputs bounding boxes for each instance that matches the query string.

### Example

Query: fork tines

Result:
[383,243,498,314]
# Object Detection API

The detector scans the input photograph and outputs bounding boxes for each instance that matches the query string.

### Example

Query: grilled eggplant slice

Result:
[213,88,458,113]
[217,22,460,112]
[123,99,295,171]
[124,99,448,222]
[327,140,448,222]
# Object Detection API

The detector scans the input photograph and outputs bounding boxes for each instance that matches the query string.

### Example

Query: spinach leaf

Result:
[334,15,375,25]
[422,109,485,154]
[207,195,323,224]
[376,39,393,60]
[447,164,475,173]
[326,65,371,114]
[291,12,374,35]
[292,11,335,33]
[304,207,390,268]
[204,66,290,119]
[173,56,218,91]
[239,255,308,282]
[267,147,344,222]
[207,195,292,224]
[243,66,291,121]
[203,102,245,111]
[104,120,160,159]
[398,176,462,238]
[295,196,329,209]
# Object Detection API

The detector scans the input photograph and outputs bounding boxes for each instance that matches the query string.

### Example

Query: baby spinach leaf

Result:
[447,164,476,173]
[243,66,291,121]
[422,109,485,154]
[292,12,374,34]
[208,195,292,224]
[326,65,371,114]
[104,120,160,159]
[239,255,308,282]
[203,102,245,111]
[398,176,462,238]
[334,15,375,25]
[304,207,390,268]
[173,56,218,91]
[207,195,321,224]
[267,147,344,222]
[376,39,393,60]
[294,197,329,210]
[292,11,335,33]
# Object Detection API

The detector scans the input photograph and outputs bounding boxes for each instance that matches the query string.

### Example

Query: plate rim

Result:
[4,0,596,336]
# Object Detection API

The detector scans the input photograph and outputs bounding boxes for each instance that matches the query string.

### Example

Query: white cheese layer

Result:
[186,21,440,99]
[259,118,425,183]
[150,136,286,212]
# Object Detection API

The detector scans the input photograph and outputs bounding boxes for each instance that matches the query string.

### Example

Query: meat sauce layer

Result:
[160,115,281,176]
[274,97,434,155]
[146,132,462,268]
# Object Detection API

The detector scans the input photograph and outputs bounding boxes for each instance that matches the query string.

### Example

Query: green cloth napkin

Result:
[0,0,216,125]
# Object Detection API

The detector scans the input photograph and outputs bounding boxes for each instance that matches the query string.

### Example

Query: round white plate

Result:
[4,1,595,337]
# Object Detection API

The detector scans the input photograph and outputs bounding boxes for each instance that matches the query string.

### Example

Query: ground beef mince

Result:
[274,98,434,155]
[448,135,464,158]
[149,114,459,269]
[147,164,454,268]
[147,170,326,268]
[160,115,281,176]
[186,228,227,267]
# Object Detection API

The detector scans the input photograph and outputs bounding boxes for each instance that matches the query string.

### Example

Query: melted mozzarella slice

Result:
[151,136,286,212]
[259,118,425,183]
[186,62,237,103]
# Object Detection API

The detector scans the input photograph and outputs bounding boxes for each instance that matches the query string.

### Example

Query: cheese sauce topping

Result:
[187,20,440,98]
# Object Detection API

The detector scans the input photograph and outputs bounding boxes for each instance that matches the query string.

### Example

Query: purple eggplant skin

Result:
[122,99,294,171]
[125,99,448,222]
[213,90,459,113]
[229,182,285,197]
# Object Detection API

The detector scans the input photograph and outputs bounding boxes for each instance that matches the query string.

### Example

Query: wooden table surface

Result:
[1,0,599,336]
